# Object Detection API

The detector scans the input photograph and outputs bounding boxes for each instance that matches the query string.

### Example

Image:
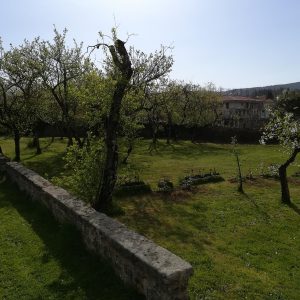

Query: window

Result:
[226,103,229,109]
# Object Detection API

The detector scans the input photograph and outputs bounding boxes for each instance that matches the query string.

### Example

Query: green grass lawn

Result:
[0,179,143,300]
[1,136,300,299]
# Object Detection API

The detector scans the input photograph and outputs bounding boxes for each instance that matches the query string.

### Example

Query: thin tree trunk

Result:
[279,166,290,204]
[278,148,300,204]
[67,137,73,147]
[166,125,171,145]
[173,125,178,142]
[33,136,42,155]
[13,129,21,162]
[236,153,244,193]
[75,136,84,148]
[166,113,172,145]
[122,144,133,164]
[149,125,158,153]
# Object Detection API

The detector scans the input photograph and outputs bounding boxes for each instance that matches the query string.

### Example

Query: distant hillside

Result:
[225,82,300,98]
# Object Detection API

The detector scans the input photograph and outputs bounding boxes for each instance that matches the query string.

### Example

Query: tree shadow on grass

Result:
[22,153,39,161]
[164,142,229,160]
[21,139,56,162]
[23,152,66,179]
[139,140,228,160]
[242,193,271,223]
[1,181,144,300]
[42,137,55,151]
[118,194,209,249]
[287,202,300,216]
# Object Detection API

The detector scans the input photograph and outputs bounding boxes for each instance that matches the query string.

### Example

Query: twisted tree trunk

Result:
[93,39,133,212]
[278,148,300,204]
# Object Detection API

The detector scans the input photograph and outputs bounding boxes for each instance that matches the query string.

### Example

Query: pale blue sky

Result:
[1,0,300,89]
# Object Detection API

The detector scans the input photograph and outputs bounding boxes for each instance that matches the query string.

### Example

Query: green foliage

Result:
[115,164,151,195]
[53,137,104,204]
[276,89,300,117]
[258,162,280,179]
[0,39,40,134]
[231,136,244,193]
[261,110,300,153]
[117,163,141,185]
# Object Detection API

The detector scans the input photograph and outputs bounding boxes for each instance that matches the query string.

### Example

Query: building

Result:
[220,96,273,129]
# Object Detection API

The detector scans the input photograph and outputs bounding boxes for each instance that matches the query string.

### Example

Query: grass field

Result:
[1,136,300,299]
[0,180,142,300]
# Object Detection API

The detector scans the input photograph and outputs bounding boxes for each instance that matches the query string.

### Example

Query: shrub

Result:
[258,162,280,179]
[52,138,104,203]
[114,164,151,196]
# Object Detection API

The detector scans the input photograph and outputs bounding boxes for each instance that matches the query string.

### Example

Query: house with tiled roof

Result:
[220,96,273,129]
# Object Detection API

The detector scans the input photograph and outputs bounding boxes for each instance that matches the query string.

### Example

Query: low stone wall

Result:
[0,156,193,300]
[0,155,9,172]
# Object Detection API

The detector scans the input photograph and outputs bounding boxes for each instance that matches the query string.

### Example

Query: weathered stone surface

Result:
[2,155,193,299]
[0,154,9,171]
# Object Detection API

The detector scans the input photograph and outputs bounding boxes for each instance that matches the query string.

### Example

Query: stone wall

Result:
[0,155,9,172]
[0,156,193,300]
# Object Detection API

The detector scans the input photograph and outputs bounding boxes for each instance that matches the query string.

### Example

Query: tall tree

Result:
[90,37,133,212]
[276,90,300,118]
[261,110,300,204]
[89,30,173,212]
[34,28,91,146]
[0,39,40,161]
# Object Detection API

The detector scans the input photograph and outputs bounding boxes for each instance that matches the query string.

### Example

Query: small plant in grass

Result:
[117,164,141,185]
[115,165,151,196]
[266,164,280,179]
[246,169,255,180]
[258,162,280,179]
[180,177,193,190]
[231,136,244,193]
[157,178,174,193]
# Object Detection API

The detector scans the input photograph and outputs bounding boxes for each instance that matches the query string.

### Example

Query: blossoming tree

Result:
[261,110,300,204]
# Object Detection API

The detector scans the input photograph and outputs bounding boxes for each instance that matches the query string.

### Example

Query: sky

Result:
[1,0,300,89]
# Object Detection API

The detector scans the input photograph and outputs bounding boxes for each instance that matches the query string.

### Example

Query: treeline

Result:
[0,28,221,161]
[225,88,278,99]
